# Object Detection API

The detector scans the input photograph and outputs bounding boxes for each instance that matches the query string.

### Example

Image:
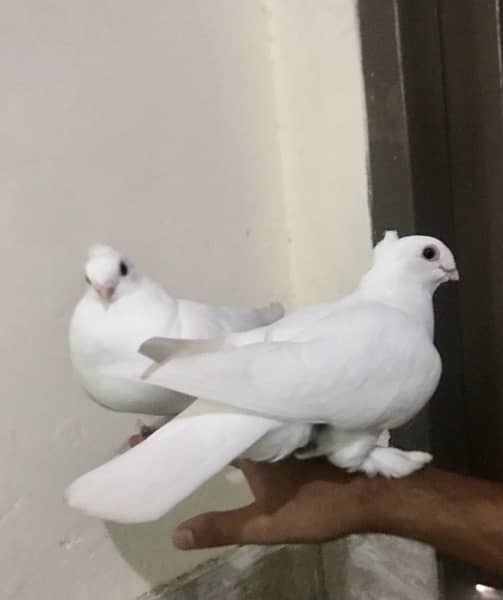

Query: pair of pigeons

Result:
[67,232,459,524]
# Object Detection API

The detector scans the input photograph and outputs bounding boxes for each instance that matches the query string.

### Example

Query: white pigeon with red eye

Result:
[67,232,460,524]
[69,244,285,419]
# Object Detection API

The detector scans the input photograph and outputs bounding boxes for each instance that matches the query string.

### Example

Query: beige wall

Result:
[266,0,372,306]
[0,1,370,599]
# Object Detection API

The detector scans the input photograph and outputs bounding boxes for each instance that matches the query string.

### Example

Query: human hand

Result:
[172,457,371,550]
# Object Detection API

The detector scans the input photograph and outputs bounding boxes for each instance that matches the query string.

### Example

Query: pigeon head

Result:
[84,245,137,303]
[372,231,459,291]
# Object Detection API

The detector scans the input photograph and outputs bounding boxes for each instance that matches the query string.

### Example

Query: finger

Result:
[235,460,270,498]
[230,458,258,475]
[227,459,269,499]
[172,505,271,550]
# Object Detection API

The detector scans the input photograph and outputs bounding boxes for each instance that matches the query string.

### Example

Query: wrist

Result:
[350,469,428,536]
[357,467,444,539]
[330,472,389,537]
[350,473,393,534]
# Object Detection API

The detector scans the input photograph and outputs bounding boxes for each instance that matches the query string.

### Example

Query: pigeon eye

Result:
[85,275,91,285]
[119,261,129,277]
[422,246,438,261]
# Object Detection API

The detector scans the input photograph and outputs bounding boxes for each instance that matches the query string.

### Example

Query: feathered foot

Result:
[357,447,433,478]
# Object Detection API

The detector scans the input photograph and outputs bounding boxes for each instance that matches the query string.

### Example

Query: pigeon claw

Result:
[128,425,156,448]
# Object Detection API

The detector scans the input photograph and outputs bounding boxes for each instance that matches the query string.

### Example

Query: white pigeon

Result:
[67,232,459,523]
[69,244,285,418]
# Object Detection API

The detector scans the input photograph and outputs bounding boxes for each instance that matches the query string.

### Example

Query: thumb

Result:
[172,505,269,550]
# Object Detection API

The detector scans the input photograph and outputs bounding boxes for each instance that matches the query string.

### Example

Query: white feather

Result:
[66,398,283,523]
[68,234,459,523]
[69,244,285,415]
[129,303,441,429]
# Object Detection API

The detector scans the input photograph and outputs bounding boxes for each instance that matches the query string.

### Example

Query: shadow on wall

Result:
[105,471,251,586]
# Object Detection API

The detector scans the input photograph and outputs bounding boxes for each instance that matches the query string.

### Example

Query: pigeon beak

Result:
[443,267,460,282]
[96,285,116,301]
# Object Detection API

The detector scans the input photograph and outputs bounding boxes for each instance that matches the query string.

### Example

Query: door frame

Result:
[358,0,503,594]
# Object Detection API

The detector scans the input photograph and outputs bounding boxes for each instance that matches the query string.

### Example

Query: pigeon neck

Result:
[357,269,435,340]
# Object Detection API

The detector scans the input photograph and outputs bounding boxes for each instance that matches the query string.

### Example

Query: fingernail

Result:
[173,528,195,550]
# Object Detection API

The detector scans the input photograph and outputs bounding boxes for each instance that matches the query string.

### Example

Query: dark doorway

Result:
[359,0,503,596]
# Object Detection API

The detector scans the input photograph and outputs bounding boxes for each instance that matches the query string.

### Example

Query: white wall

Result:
[0,1,370,599]
[0,3,290,599]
